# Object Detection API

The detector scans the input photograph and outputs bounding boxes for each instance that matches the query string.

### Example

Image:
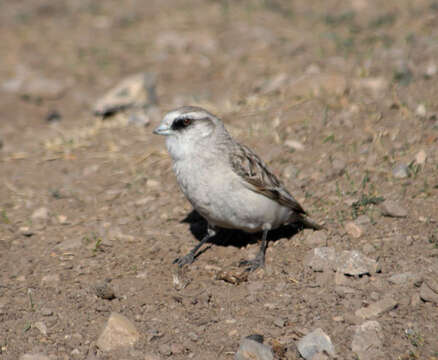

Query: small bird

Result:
[154,106,322,271]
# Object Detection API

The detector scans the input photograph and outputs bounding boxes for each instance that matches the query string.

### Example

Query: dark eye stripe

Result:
[171,117,192,131]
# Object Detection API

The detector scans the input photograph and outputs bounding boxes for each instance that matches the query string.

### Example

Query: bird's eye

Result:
[183,118,191,126]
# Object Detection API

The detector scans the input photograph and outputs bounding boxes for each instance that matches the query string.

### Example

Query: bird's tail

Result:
[291,214,324,230]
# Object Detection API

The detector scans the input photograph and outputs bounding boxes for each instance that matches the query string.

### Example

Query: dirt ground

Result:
[1,0,438,359]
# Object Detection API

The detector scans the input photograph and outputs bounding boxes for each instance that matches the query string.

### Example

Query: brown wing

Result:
[230,143,306,215]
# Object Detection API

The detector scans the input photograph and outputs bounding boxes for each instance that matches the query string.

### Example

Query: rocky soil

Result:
[1,0,438,359]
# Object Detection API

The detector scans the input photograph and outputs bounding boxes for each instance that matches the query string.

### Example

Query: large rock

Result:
[419,279,438,304]
[336,250,380,276]
[380,200,408,218]
[97,312,140,351]
[94,73,157,116]
[351,321,384,360]
[235,337,273,360]
[297,328,335,360]
[355,297,398,319]
[304,247,336,272]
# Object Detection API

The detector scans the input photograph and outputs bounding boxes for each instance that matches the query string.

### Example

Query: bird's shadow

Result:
[181,210,302,248]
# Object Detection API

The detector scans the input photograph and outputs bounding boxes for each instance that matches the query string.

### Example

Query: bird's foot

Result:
[239,254,265,272]
[173,252,195,267]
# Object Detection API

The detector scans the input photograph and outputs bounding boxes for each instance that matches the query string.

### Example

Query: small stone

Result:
[273,318,286,328]
[34,321,48,336]
[355,215,371,226]
[56,238,83,251]
[158,343,172,356]
[282,164,300,180]
[354,77,388,96]
[415,104,427,117]
[336,250,380,276]
[144,354,161,360]
[46,109,62,123]
[388,272,421,286]
[419,279,438,304]
[304,231,328,247]
[380,200,407,218]
[95,281,116,300]
[344,222,363,238]
[41,274,60,287]
[57,215,68,224]
[285,139,305,151]
[297,328,335,360]
[304,247,336,272]
[411,293,421,307]
[41,308,53,317]
[235,337,274,360]
[351,321,384,360]
[170,343,184,354]
[415,150,427,165]
[19,226,34,237]
[71,349,81,357]
[31,207,49,221]
[362,243,375,255]
[19,354,50,360]
[425,62,437,77]
[97,312,140,351]
[392,164,409,179]
[355,297,398,319]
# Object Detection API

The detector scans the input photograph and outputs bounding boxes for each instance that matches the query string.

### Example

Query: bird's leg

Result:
[174,225,216,267]
[240,224,271,272]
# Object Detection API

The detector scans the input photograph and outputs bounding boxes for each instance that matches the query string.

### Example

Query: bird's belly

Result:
[175,162,290,232]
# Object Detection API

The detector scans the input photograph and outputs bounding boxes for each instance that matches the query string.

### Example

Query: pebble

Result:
[96,312,140,351]
[415,104,427,117]
[304,231,328,247]
[344,222,363,238]
[144,354,161,360]
[273,318,286,328]
[336,250,380,275]
[282,164,300,180]
[304,247,336,272]
[388,272,421,286]
[95,280,116,300]
[380,200,407,218]
[34,321,48,336]
[56,238,83,251]
[41,274,60,287]
[392,164,409,179]
[297,328,335,360]
[415,150,427,165]
[235,337,273,360]
[284,139,305,151]
[19,354,50,360]
[419,279,438,304]
[355,215,371,226]
[351,321,384,360]
[41,307,54,317]
[31,207,49,221]
[355,297,398,319]
[158,343,172,356]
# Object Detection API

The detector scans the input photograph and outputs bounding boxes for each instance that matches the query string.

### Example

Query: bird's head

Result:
[154,106,224,160]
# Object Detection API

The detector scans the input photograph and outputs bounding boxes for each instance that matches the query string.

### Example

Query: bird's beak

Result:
[153,123,172,136]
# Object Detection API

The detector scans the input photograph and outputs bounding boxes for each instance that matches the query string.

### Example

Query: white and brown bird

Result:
[153,106,322,270]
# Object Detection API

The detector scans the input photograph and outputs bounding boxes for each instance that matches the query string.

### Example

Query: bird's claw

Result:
[173,252,195,267]
[239,255,265,272]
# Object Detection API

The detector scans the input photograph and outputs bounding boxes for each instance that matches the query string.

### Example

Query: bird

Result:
[153,106,323,271]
